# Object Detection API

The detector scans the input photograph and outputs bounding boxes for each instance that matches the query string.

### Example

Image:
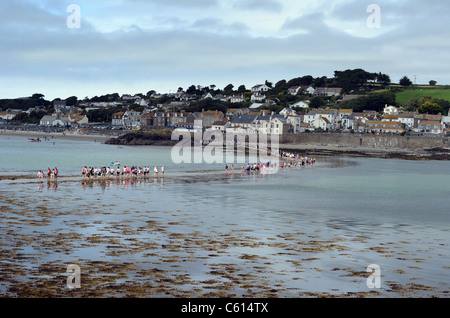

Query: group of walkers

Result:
[227,162,277,172]
[225,157,316,173]
[81,164,164,180]
[224,149,317,173]
[37,167,58,181]
[282,156,316,168]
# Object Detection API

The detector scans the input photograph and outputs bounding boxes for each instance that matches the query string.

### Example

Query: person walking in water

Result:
[161,166,165,175]
[154,165,158,176]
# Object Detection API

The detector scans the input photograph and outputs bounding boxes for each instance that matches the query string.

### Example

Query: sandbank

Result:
[0,129,111,143]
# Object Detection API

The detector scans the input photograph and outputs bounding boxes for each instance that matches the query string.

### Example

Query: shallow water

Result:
[0,136,449,297]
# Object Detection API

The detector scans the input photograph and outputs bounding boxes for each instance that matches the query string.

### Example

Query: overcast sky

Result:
[1,0,449,100]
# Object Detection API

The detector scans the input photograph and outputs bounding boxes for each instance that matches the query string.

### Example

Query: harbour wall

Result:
[282,133,449,150]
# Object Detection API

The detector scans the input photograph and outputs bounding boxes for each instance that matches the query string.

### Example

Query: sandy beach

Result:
[0,129,111,143]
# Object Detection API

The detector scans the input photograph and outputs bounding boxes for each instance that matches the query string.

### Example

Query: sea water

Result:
[0,135,449,297]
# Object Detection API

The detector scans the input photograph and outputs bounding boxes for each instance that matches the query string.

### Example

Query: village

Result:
[1,81,450,139]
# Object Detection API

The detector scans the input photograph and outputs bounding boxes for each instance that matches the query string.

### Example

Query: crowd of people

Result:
[36,150,315,182]
[81,164,165,180]
[37,167,59,181]
[224,155,316,173]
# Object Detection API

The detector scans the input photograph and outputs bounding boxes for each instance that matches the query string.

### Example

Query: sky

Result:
[1,0,449,101]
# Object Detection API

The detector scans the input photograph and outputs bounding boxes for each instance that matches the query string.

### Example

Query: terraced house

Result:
[366,120,406,134]
[418,121,443,134]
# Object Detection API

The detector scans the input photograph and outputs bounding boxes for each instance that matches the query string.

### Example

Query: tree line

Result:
[1,69,448,122]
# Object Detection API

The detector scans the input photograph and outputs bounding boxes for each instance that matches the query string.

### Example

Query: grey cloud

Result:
[281,12,332,34]
[233,0,283,13]
[191,18,249,34]
[129,0,220,8]
[1,0,450,99]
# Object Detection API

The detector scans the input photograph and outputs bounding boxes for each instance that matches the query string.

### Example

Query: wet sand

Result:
[280,144,450,161]
[0,130,111,143]
[1,166,449,298]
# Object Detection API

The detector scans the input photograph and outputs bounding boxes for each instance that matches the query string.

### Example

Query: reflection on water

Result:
[80,177,166,191]
[1,137,449,297]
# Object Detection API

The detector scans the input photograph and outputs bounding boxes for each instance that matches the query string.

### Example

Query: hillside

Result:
[396,88,450,105]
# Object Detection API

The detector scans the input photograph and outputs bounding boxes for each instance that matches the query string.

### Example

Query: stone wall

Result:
[282,133,449,150]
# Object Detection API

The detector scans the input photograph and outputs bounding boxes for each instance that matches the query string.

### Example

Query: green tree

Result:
[399,76,413,87]
[313,76,327,87]
[418,102,443,114]
[309,96,325,108]
[186,85,201,95]
[237,85,247,93]
[32,93,45,99]
[404,98,420,111]
[334,69,377,93]
[224,83,234,92]
[273,79,285,90]
[188,99,227,113]
[65,96,78,106]
[429,80,437,86]
[376,72,391,86]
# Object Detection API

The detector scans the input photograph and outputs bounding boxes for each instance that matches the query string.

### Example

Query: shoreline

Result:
[2,129,450,161]
[0,129,111,142]
[279,144,450,161]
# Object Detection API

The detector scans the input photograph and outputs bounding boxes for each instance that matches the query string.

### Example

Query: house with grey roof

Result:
[40,115,71,127]
[314,87,342,97]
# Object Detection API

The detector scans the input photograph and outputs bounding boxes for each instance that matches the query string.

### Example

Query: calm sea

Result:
[0,135,449,297]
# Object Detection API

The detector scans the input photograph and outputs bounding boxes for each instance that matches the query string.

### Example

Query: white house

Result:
[314,88,342,97]
[288,86,302,95]
[211,120,228,132]
[341,115,354,130]
[251,93,266,102]
[311,116,333,130]
[201,92,214,100]
[40,115,71,127]
[442,116,450,127]
[303,110,318,124]
[68,114,89,126]
[229,94,246,103]
[254,116,290,135]
[292,100,310,109]
[112,112,125,126]
[251,84,270,93]
[279,108,296,116]
[303,109,337,129]
[418,121,443,134]
[383,105,399,115]
[317,109,337,128]
[302,86,315,95]
[123,111,142,128]
[136,98,149,107]
[285,115,302,133]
